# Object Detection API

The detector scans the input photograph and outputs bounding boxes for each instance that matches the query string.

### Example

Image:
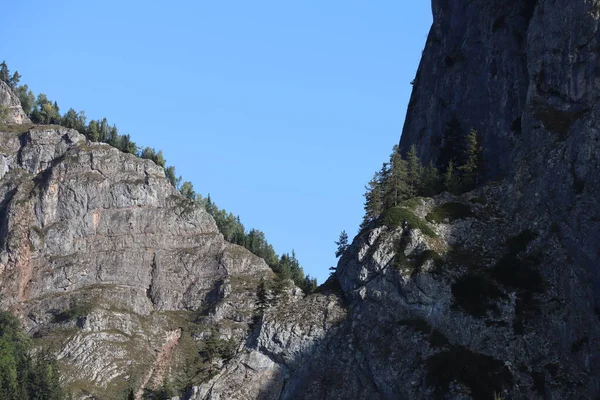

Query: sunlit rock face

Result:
[0,80,30,124]
[0,110,272,398]
[188,1,600,398]
[2,1,600,399]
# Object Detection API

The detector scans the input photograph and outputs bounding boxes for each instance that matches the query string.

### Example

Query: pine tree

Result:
[334,230,349,257]
[0,62,9,84]
[363,171,383,226]
[62,108,78,129]
[384,145,409,209]
[443,160,460,194]
[421,161,441,197]
[15,85,35,116]
[256,278,269,312]
[438,116,465,169]
[302,275,317,294]
[165,166,178,187]
[99,118,108,142]
[75,110,87,133]
[458,128,483,191]
[8,72,21,89]
[88,120,100,141]
[406,144,423,197]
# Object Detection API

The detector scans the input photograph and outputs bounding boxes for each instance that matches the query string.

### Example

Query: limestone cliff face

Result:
[0,97,273,397]
[180,1,600,399]
[2,1,600,399]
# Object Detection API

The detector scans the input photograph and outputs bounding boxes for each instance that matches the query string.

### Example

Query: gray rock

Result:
[0,80,30,124]
[0,124,273,399]
[2,1,600,399]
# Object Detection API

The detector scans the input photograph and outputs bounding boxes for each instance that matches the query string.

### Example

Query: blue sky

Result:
[2,1,432,283]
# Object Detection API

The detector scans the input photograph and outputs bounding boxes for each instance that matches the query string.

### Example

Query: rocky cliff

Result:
[178,1,600,399]
[1,0,600,399]
[0,80,30,125]
[0,119,275,398]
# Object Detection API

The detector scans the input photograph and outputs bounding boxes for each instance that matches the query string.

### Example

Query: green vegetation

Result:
[195,193,316,293]
[381,207,436,237]
[362,130,484,229]
[0,60,180,185]
[334,230,349,258]
[52,298,95,324]
[416,250,443,271]
[425,202,472,223]
[0,310,63,399]
[469,196,487,205]
[426,344,512,400]
[0,60,317,293]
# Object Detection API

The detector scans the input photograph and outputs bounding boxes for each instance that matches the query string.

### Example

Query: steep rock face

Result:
[184,1,600,399]
[0,80,31,124]
[0,119,273,397]
[198,189,599,399]
[2,1,600,399]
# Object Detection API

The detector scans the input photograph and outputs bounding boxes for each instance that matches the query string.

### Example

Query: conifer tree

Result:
[99,118,108,142]
[9,72,21,89]
[363,170,384,226]
[421,161,441,197]
[87,120,100,141]
[180,182,196,200]
[384,145,408,209]
[406,144,423,197]
[0,61,9,84]
[15,85,34,116]
[334,230,349,257]
[62,108,78,129]
[458,128,483,190]
[443,160,460,194]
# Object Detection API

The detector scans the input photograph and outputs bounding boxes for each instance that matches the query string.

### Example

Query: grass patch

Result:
[0,123,33,133]
[399,197,425,210]
[381,206,436,237]
[426,345,512,399]
[451,274,507,317]
[53,299,95,324]
[469,196,487,205]
[426,202,472,223]
[416,250,443,269]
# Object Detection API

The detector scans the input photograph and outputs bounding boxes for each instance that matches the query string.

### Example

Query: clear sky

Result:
[2,1,432,284]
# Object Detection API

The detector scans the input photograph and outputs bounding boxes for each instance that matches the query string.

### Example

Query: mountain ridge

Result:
[1,1,600,398]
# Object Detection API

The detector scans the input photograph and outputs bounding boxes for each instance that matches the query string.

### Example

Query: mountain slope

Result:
[181,1,600,399]
[0,117,275,398]
[1,1,600,399]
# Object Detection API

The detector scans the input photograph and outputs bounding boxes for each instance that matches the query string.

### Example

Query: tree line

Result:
[362,129,483,228]
[0,61,180,186]
[0,310,63,399]
[0,60,317,294]
[186,186,317,293]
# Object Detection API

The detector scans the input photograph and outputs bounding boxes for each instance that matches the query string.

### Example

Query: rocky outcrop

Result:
[0,118,273,398]
[0,80,30,124]
[2,1,600,399]
[178,1,600,399]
